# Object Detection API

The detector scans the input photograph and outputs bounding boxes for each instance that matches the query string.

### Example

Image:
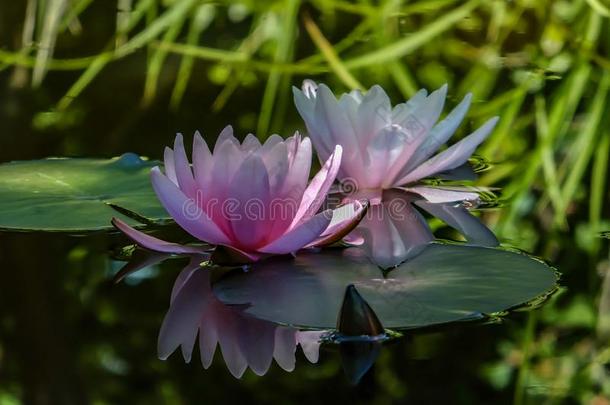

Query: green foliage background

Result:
[1,0,610,403]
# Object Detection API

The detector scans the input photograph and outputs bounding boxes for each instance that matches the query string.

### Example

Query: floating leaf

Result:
[0,154,170,231]
[213,244,558,330]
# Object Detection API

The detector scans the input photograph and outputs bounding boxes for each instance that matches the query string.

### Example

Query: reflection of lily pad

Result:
[213,244,559,330]
[0,154,170,231]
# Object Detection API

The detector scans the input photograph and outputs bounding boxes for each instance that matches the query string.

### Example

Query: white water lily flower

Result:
[294,81,499,268]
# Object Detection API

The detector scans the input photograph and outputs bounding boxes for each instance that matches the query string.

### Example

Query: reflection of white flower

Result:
[157,258,325,378]
[294,81,499,268]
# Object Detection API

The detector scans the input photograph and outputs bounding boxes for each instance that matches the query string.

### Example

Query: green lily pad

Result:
[0,154,170,232]
[213,243,559,330]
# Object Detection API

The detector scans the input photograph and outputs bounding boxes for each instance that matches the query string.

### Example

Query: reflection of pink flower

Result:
[113,127,366,262]
[294,81,499,268]
[158,257,325,378]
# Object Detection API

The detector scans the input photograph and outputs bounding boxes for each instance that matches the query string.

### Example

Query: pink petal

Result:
[396,117,498,185]
[112,250,169,284]
[111,217,207,255]
[158,269,211,362]
[170,257,205,303]
[258,210,333,254]
[241,133,261,151]
[213,125,238,153]
[228,154,271,249]
[267,137,312,241]
[237,317,275,376]
[214,306,248,378]
[210,245,262,265]
[163,147,178,185]
[172,133,198,199]
[402,186,480,203]
[281,136,312,204]
[273,327,297,372]
[259,140,289,196]
[192,131,212,192]
[151,167,231,245]
[198,305,219,369]
[206,138,243,235]
[290,145,342,228]
[296,330,325,364]
[307,201,368,247]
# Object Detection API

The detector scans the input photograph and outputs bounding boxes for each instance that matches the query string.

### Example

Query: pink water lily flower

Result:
[294,81,499,268]
[158,258,325,378]
[113,127,366,262]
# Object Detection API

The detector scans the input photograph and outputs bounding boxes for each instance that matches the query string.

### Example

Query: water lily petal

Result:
[403,186,480,203]
[193,130,212,192]
[238,317,275,376]
[163,147,178,185]
[260,140,289,196]
[215,306,248,378]
[296,330,325,364]
[170,257,204,303]
[415,200,498,246]
[391,93,472,184]
[151,167,231,245]
[356,85,391,144]
[111,217,207,255]
[158,269,211,362]
[291,145,342,227]
[228,154,271,249]
[308,200,368,247]
[293,86,316,123]
[384,86,448,183]
[241,133,262,152]
[356,191,433,268]
[213,125,238,153]
[173,133,198,198]
[259,210,333,254]
[391,88,428,123]
[397,117,498,185]
[315,84,357,161]
[273,327,297,372]
[198,306,218,369]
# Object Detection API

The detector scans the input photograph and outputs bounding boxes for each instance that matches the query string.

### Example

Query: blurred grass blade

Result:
[585,0,610,17]
[257,0,300,139]
[59,0,94,32]
[555,71,610,225]
[302,12,363,90]
[116,0,134,47]
[480,84,528,159]
[57,0,191,110]
[142,2,193,106]
[170,4,216,110]
[211,14,272,112]
[589,128,609,227]
[9,0,38,88]
[32,0,67,87]
[534,94,562,220]
[344,0,481,69]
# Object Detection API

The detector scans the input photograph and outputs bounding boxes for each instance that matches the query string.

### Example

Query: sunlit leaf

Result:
[0,154,169,232]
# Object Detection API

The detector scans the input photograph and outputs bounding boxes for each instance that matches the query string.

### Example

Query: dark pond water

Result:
[0,233,535,404]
